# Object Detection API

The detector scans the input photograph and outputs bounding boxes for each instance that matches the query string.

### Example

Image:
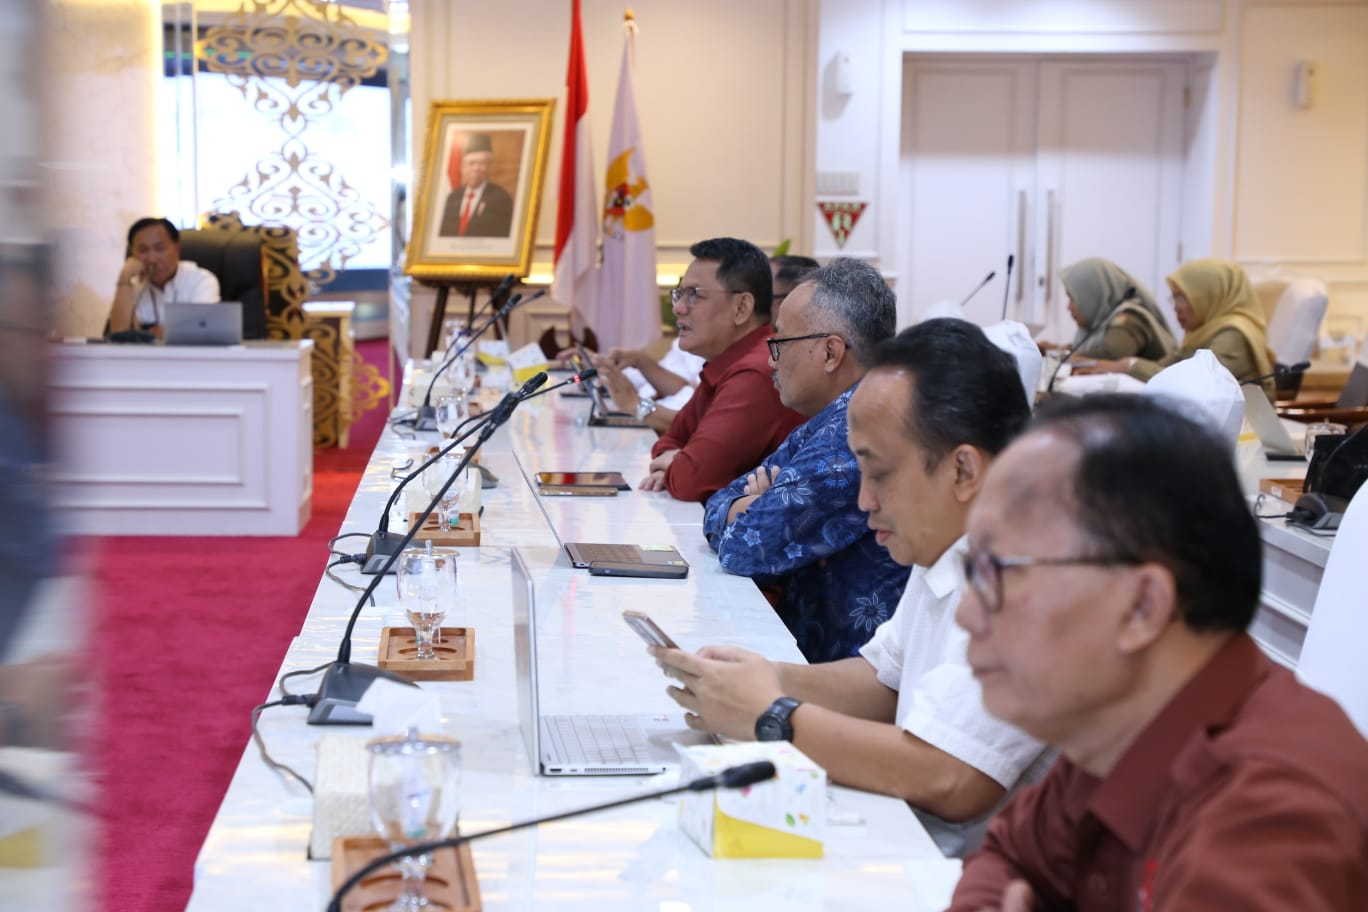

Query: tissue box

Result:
[311,734,372,860]
[505,341,550,385]
[678,742,825,858]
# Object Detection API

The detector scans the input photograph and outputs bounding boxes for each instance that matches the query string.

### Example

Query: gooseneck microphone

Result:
[326,761,778,912]
[1241,361,1310,387]
[1000,254,1015,321]
[467,272,517,322]
[1045,285,1137,393]
[519,368,599,403]
[959,270,996,309]
[309,372,549,724]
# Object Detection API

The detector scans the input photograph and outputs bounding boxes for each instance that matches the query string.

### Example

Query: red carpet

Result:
[90,340,391,911]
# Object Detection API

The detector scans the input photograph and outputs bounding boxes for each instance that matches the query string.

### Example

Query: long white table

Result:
[187,375,959,911]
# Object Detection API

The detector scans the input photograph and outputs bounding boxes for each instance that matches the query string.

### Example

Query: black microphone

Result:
[520,368,599,403]
[467,272,517,322]
[959,270,996,308]
[1241,361,1310,387]
[327,761,778,912]
[1046,285,1136,393]
[1000,254,1014,321]
[309,372,548,724]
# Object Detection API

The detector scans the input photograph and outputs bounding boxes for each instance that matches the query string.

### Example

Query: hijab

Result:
[1060,258,1174,350]
[1166,259,1273,379]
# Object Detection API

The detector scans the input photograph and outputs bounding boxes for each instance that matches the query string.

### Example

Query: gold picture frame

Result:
[405,98,556,282]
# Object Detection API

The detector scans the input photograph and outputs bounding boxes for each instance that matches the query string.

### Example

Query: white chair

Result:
[1266,277,1329,368]
[983,320,1043,406]
[1143,349,1245,450]
[1297,483,1368,737]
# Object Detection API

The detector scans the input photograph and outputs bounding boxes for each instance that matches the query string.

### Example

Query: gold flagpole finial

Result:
[624,7,635,22]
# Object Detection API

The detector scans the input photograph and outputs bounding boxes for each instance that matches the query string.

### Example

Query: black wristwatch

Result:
[754,696,802,742]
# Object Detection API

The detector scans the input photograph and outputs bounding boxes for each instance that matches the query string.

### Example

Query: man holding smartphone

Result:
[652,320,1049,857]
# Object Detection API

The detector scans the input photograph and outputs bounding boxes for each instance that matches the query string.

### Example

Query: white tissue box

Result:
[678,742,825,858]
[310,734,373,860]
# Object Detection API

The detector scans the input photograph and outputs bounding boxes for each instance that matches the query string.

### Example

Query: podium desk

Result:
[50,340,313,536]
[186,376,961,911]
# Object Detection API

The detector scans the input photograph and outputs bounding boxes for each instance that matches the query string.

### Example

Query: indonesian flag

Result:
[597,11,657,351]
[552,0,598,334]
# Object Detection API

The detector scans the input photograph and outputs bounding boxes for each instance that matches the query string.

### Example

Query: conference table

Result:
[186,371,960,911]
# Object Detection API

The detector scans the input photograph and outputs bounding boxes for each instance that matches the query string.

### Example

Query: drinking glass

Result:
[395,547,457,660]
[367,730,462,911]
[450,336,477,395]
[439,319,468,355]
[421,455,464,530]
[434,393,468,439]
[1304,421,1347,456]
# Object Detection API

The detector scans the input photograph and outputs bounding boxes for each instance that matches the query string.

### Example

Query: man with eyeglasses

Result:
[948,395,1368,911]
[652,320,1049,856]
[702,258,909,663]
[639,237,805,501]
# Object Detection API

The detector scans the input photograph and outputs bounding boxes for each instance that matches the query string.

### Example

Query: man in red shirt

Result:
[641,238,804,502]
[950,394,1368,911]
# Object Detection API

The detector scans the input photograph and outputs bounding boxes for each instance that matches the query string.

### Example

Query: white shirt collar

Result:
[922,534,968,600]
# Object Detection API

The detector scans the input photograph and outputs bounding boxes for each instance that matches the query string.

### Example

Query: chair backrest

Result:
[178,229,268,340]
[1266,277,1328,365]
[1297,483,1368,737]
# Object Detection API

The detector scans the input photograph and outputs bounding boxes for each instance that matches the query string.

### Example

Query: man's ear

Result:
[1116,564,1179,654]
[732,292,756,327]
[823,335,846,373]
[949,445,989,504]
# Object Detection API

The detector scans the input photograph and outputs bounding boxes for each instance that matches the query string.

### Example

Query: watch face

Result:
[755,713,787,742]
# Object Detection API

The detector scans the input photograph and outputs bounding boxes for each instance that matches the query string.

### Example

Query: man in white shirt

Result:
[107,217,220,339]
[652,318,1050,856]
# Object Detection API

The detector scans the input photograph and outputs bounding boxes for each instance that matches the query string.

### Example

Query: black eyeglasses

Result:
[766,333,837,360]
[670,285,739,307]
[959,547,1141,615]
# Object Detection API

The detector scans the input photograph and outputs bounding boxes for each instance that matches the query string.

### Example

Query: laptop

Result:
[564,542,688,570]
[511,548,702,776]
[1243,386,1305,460]
[579,370,646,428]
[163,302,243,346]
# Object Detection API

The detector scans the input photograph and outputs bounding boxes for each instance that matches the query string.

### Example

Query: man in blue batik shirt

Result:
[703,258,910,662]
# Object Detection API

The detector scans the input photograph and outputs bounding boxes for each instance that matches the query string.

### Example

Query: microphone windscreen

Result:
[719,760,777,789]
[576,367,599,383]
[519,371,549,396]
[492,273,516,299]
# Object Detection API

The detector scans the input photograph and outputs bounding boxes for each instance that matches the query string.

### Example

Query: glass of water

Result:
[434,393,468,439]
[396,546,457,660]
[367,729,462,910]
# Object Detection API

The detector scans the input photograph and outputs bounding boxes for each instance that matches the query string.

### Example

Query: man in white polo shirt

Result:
[107,217,220,339]
[653,318,1050,856]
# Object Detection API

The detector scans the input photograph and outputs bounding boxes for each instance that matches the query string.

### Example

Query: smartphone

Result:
[535,471,630,490]
[622,610,680,648]
[592,561,689,580]
[538,485,619,497]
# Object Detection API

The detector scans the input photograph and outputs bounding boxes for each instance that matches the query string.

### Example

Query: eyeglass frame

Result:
[766,332,838,361]
[669,284,741,307]
[959,546,1142,615]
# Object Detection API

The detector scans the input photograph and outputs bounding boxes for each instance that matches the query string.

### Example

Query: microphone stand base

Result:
[307,662,419,725]
[360,530,404,576]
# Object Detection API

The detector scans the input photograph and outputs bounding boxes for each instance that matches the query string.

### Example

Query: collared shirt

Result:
[651,325,805,503]
[950,633,1368,911]
[625,338,706,412]
[860,536,1050,857]
[702,383,911,662]
[133,260,221,327]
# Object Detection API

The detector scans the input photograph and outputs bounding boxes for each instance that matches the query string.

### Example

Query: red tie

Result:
[458,189,475,235]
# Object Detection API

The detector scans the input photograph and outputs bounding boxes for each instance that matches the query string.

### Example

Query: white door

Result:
[898,55,1188,339]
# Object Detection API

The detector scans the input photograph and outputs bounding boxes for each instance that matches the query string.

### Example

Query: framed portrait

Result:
[405,98,556,282]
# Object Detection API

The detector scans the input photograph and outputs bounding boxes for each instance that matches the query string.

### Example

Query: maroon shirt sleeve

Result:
[949,766,1081,912]
[653,386,700,459]
[661,367,792,504]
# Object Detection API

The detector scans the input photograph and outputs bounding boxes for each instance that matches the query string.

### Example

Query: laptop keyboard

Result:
[542,714,652,766]
[573,544,642,563]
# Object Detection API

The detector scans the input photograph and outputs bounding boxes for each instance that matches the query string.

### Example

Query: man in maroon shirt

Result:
[948,394,1368,912]
[641,238,805,502]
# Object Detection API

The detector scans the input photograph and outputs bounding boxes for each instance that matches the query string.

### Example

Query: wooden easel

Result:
[422,280,508,358]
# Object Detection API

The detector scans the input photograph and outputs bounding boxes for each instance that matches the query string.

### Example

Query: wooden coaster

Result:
[331,835,482,912]
[1259,477,1306,503]
[408,511,481,546]
[424,446,481,465]
[378,626,475,681]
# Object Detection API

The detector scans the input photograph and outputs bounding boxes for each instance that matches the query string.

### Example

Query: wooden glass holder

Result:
[408,511,481,546]
[378,626,475,681]
[331,835,482,912]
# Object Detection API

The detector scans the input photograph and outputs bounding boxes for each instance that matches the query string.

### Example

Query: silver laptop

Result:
[511,548,701,776]
[1243,386,1305,459]
[564,542,688,570]
[163,302,242,346]
[583,377,647,428]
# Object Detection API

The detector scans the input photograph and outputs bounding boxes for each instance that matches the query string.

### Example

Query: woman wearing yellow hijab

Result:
[1075,259,1275,401]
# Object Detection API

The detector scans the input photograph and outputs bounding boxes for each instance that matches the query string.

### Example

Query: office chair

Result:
[178,229,269,340]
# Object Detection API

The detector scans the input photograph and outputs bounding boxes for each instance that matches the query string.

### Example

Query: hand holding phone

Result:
[622,610,680,649]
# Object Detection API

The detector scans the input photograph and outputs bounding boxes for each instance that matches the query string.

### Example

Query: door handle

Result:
[1016,189,1027,306]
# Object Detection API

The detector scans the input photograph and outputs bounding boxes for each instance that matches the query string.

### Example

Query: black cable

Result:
[1256,511,1293,520]
[251,697,318,794]
[324,555,376,602]
[278,661,333,698]
[328,531,371,551]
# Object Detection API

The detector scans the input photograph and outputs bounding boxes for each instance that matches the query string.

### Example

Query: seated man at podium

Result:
[655,320,1049,856]
[949,395,1368,910]
[703,258,909,663]
[640,237,805,502]
[107,217,220,339]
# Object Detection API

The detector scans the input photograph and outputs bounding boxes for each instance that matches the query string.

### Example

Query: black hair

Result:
[869,318,1030,469]
[771,254,820,291]
[1029,394,1261,633]
[690,237,774,319]
[802,257,896,366]
[125,217,179,256]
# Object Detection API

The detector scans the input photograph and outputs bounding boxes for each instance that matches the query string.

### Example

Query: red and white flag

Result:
[552,0,598,335]
[597,11,657,350]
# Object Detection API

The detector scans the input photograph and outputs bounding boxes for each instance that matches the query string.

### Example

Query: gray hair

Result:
[801,257,897,367]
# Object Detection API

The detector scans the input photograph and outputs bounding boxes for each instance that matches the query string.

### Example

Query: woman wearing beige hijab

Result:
[1075,258,1275,401]
[1053,257,1176,361]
